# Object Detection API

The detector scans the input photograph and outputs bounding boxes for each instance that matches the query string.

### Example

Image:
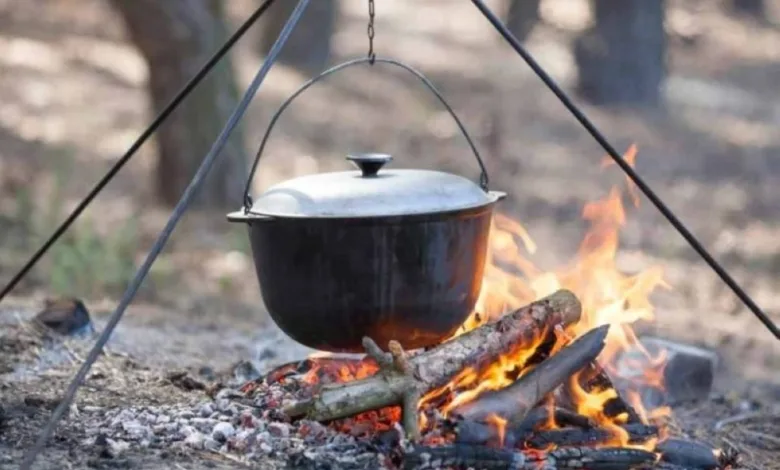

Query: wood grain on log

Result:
[284,289,582,440]
[656,438,720,469]
[454,418,656,450]
[525,423,659,448]
[453,406,595,448]
[450,324,610,425]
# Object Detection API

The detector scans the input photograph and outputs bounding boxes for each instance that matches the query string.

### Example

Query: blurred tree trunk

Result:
[504,0,541,42]
[258,0,337,74]
[111,0,247,209]
[574,0,666,107]
[730,0,765,17]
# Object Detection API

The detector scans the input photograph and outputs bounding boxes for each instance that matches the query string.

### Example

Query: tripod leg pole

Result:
[469,0,779,340]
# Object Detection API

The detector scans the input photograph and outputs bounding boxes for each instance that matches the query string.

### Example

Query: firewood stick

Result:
[453,406,595,447]
[549,446,658,469]
[284,289,582,440]
[402,444,657,470]
[450,324,610,426]
[656,438,720,469]
[525,423,659,448]
[455,421,658,450]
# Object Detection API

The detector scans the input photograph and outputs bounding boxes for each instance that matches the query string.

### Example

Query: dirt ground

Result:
[1,0,780,468]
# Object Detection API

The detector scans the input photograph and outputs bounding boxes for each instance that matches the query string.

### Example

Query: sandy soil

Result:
[1,0,780,468]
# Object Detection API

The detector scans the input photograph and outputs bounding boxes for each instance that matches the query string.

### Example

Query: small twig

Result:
[16,313,46,339]
[389,340,413,375]
[207,449,252,467]
[362,337,392,368]
[741,429,780,448]
[102,345,116,358]
[721,436,752,461]
[714,412,773,431]
[404,389,422,442]
[60,340,85,364]
[387,339,422,441]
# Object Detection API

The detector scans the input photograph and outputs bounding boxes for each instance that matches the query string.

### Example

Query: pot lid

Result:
[244,153,500,218]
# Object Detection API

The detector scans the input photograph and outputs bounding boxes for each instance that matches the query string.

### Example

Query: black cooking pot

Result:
[227,58,506,353]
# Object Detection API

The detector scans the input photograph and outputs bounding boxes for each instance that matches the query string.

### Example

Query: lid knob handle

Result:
[347,153,392,177]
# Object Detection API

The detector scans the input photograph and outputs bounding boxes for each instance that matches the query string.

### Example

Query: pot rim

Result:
[227,190,506,223]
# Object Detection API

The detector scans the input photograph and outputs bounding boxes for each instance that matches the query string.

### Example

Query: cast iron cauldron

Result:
[227,57,506,353]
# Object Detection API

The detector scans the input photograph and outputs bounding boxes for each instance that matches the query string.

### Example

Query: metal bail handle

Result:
[242,56,491,212]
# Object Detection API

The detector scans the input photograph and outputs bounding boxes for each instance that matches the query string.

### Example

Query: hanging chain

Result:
[367,0,376,64]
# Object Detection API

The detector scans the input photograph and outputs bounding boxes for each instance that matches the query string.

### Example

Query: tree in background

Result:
[110,0,247,209]
[258,0,338,75]
[574,0,667,107]
[504,0,541,43]
[731,0,766,18]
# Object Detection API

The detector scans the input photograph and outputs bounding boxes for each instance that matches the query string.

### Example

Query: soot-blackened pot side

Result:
[246,206,493,352]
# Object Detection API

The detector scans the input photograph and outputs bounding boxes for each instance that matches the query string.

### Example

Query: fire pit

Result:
[9,2,779,469]
[224,152,737,470]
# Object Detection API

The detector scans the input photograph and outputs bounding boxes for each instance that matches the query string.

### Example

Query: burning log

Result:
[615,337,718,407]
[402,444,657,470]
[454,415,657,449]
[656,438,720,469]
[507,405,595,436]
[525,423,659,448]
[453,405,594,447]
[568,361,644,424]
[284,289,582,440]
[450,324,610,425]
[445,405,596,448]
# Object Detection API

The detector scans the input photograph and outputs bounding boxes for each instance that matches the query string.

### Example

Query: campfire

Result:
[240,147,731,470]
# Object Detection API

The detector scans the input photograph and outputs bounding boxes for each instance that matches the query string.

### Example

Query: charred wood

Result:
[561,360,643,424]
[656,438,720,469]
[511,406,594,436]
[615,336,717,406]
[549,446,657,469]
[402,444,657,470]
[453,406,594,448]
[451,324,610,425]
[602,394,643,423]
[285,290,582,440]
[525,423,659,448]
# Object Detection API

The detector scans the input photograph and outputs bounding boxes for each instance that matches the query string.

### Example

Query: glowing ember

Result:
[294,145,672,450]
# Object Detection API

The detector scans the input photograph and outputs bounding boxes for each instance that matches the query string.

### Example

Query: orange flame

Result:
[486,414,508,447]
[421,145,672,449]
[300,145,672,450]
